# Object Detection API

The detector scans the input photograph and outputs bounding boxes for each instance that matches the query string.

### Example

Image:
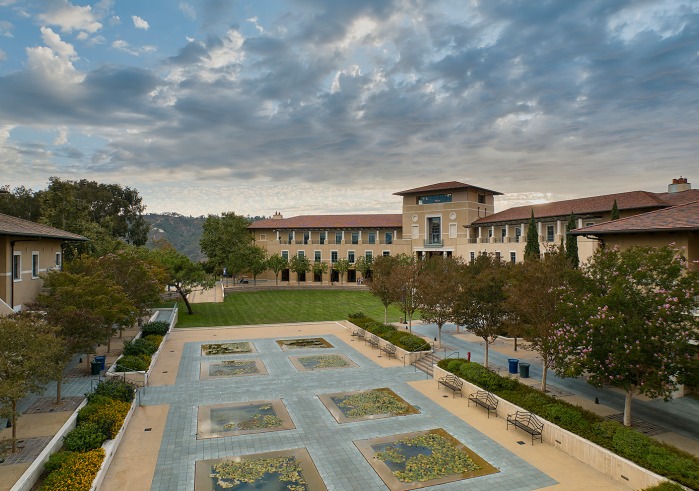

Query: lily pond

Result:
[276,338,334,350]
[198,401,295,439]
[202,342,254,356]
[322,388,420,423]
[297,354,350,370]
[209,360,260,376]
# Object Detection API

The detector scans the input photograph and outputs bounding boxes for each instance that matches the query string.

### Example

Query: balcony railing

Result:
[423,239,443,248]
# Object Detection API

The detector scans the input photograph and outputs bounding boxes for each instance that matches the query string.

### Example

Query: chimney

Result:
[272,211,284,219]
[667,176,691,193]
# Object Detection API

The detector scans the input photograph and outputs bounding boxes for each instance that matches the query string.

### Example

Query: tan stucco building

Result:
[0,213,86,315]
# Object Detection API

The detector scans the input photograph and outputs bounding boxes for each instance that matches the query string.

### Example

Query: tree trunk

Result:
[483,340,489,369]
[275,273,279,285]
[384,305,388,324]
[107,334,112,353]
[177,286,193,315]
[513,336,518,352]
[56,377,63,404]
[624,389,633,427]
[541,360,548,392]
[11,399,17,453]
[437,323,442,348]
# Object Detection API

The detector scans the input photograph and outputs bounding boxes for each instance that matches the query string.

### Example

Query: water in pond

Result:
[210,404,281,433]
[210,471,307,491]
[371,442,433,474]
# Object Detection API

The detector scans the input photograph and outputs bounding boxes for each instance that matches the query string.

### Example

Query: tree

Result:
[335,259,350,284]
[551,246,698,426]
[312,261,328,283]
[565,212,579,268]
[267,254,288,285]
[415,256,461,348]
[199,212,252,273]
[390,255,420,333]
[506,249,573,391]
[234,245,267,285]
[0,185,42,221]
[354,255,372,282]
[153,242,213,315]
[524,210,540,260]
[452,254,511,368]
[0,314,64,453]
[368,255,402,323]
[289,254,311,284]
[611,199,620,220]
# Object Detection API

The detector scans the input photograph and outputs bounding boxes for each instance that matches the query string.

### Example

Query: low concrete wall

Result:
[91,398,137,491]
[433,365,670,490]
[341,320,432,365]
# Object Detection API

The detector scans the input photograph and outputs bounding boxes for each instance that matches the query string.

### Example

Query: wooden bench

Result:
[366,334,380,349]
[506,411,544,444]
[467,390,499,418]
[437,374,463,397]
[380,343,396,359]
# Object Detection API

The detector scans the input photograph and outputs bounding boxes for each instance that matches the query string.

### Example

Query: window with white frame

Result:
[495,251,501,262]
[351,232,359,244]
[282,250,289,260]
[314,250,321,262]
[331,250,338,263]
[365,251,372,262]
[546,225,555,242]
[382,251,390,257]
[368,232,375,244]
[32,252,39,278]
[287,232,294,244]
[55,252,62,270]
[510,252,516,264]
[348,250,355,263]
[469,252,475,263]
[319,232,326,244]
[449,223,457,238]
[259,234,266,240]
[13,252,21,281]
[385,232,393,244]
[298,250,305,258]
[335,231,342,244]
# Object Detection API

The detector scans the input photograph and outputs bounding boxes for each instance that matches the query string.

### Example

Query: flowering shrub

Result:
[39,448,105,491]
[77,399,131,439]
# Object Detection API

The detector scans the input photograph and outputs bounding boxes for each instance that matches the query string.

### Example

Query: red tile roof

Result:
[653,189,699,206]
[572,200,699,235]
[0,213,87,240]
[249,214,403,230]
[394,181,503,196]
[472,190,669,225]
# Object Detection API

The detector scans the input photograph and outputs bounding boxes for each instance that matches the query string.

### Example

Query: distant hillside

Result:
[145,213,206,262]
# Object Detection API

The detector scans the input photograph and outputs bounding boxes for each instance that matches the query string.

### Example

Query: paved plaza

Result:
[102,322,628,491]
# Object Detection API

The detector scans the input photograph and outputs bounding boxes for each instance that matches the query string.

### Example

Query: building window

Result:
[314,250,321,262]
[488,228,493,238]
[298,250,305,258]
[585,221,595,227]
[303,232,309,244]
[259,234,266,241]
[282,250,289,260]
[331,250,338,263]
[515,227,522,243]
[335,232,342,244]
[348,251,355,263]
[32,252,39,278]
[351,232,359,244]
[469,252,475,263]
[449,223,457,239]
[501,228,506,238]
[13,253,21,281]
[365,251,373,262]
[418,193,452,205]
[477,193,486,204]
[426,217,441,244]
[368,232,376,244]
[382,251,390,257]
[495,251,501,262]
[287,232,294,244]
[385,232,393,244]
[546,225,555,242]
[55,252,62,270]
[510,252,516,264]
[319,232,326,245]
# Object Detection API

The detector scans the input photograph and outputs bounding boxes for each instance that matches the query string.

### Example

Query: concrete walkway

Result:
[103,322,628,491]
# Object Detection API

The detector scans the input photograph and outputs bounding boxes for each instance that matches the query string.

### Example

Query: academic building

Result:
[249,179,699,283]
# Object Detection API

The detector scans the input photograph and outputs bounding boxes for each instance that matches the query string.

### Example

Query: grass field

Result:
[175,290,405,328]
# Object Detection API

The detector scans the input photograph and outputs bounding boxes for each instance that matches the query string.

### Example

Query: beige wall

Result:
[0,236,63,312]
[599,232,698,271]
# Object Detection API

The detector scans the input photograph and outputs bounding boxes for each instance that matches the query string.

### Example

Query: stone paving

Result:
[143,332,557,491]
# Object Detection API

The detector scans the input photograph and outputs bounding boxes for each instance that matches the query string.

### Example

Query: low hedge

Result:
[348,314,430,352]
[437,358,699,489]
[39,448,105,491]
[122,338,159,357]
[115,354,151,372]
[87,378,135,403]
[63,423,107,452]
[77,399,131,439]
[141,320,169,337]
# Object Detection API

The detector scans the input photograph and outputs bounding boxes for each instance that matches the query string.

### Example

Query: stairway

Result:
[413,352,443,377]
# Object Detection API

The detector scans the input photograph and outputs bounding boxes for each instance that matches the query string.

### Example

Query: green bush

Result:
[88,379,135,403]
[141,320,169,337]
[122,338,158,357]
[44,451,75,473]
[143,334,164,346]
[63,423,106,452]
[352,316,431,352]
[78,399,131,439]
[39,448,105,491]
[115,354,151,372]
[642,483,685,491]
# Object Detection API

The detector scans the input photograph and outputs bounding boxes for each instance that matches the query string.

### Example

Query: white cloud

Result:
[247,17,264,34]
[0,48,6,62]
[132,15,149,30]
[40,27,77,60]
[110,16,121,26]
[53,126,69,145]
[38,0,102,34]
[25,45,84,84]
[0,20,13,38]
[179,2,196,20]
[111,39,154,56]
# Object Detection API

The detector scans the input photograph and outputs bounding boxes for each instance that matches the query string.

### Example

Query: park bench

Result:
[380,343,396,359]
[352,327,366,339]
[467,390,499,418]
[506,411,544,444]
[366,334,380,349]
[437,374,463,397]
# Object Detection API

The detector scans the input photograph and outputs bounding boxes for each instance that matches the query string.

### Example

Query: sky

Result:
[0,1,697,218]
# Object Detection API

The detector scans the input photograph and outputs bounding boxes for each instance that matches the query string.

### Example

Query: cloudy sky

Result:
[0,1,697,217]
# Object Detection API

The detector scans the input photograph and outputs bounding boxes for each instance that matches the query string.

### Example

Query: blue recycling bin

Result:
[94,355,106,371]
[508,358,519,374]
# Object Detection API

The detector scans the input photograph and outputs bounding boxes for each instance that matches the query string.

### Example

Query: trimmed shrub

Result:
[352,315,431,352]
[88,379,135,403]
[642,482,685,490]
[141,320,169,337]
[39,448,105,491]
[63,423,106,452]
[44,451,75,473]
[143,334,164,346]
[115,354,151,372]
[122,338,158,357]
[78,399,131,439]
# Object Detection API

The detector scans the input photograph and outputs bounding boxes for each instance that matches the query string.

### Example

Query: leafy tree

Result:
[524,209,540,260]
[289,254,311,284]
[551,246,698,426]
[368,255,402,323]
[611,199,620,220]
[452,254,511,368]
[506,249,573,391]
[0,185,42,221]
[230,245,268,285]
[354,255,372,282]
[267,253,288,285]
[312,261,328,283]
[0,314,64,453]
[390,255,420,332]
[199,212,252,272]
[153,242,213,315]
[565,212,579,268]
[415,256,461,348]
[335,259,350,284]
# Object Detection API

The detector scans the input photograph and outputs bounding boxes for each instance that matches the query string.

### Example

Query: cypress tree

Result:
[611,199,620,220]
[565,212,579,268]
[524,209,540,260]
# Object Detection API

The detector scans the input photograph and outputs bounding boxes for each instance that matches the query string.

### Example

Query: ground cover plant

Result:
[348,314,431,352]
[437,358,699,489]
[209,456,306,490]
[175,290,403,327]
[298,354,349,369]
[276,337,333,349]
[209,360,259,376]
[334,388,415,418]
[201,342,252,355]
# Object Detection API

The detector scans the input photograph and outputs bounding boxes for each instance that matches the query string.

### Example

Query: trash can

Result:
[94,355,106,371]
[508,358,519,374]
[519,362,530,378]
[90,360,101,375]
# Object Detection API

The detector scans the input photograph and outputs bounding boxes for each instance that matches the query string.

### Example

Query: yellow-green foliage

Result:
[39,448,105,491]
[77,399,131,439]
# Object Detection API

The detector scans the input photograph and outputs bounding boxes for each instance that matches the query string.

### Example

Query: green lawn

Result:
[175,290,404,328]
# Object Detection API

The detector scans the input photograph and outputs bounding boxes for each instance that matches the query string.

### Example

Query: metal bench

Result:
[366,334,380,349]
[380,343,396,359]
[507,411,544,444]
[437,374,463,397]
[467,390,499,418]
